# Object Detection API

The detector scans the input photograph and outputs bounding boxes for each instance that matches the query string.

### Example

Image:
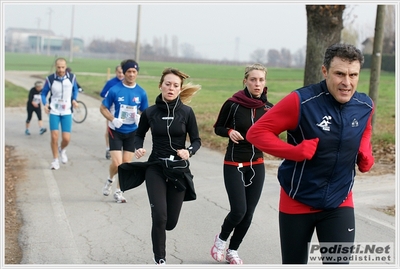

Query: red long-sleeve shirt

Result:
[247,92,374,213]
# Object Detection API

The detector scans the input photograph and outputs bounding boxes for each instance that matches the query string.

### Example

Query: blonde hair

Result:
[244,63,267,79]
[159,68,201,104]
[180,82,201,104]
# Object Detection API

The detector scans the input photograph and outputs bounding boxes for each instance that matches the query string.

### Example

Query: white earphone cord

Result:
[164,96,179,152]
[239,109,256,187]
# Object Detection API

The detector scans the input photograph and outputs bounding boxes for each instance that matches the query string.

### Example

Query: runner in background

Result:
[41,57,80,170]
[25,80,47,135]
[100,59,148,203]
[99,65,125,159]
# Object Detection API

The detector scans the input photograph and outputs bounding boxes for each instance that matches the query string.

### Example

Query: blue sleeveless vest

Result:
[278,80,373,210]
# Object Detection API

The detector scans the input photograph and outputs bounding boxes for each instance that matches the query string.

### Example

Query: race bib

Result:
[118,104,138,125]
[54,98,68,112]
[33,94,41,105]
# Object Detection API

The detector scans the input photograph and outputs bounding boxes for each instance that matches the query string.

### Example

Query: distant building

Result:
[5,27,84,53]
[361,37,374,54]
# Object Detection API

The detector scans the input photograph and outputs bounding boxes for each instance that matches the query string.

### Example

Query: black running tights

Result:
[219,163,265,250]
[145,164,186,261]
[279,207,355,264]
[26,105,42,123]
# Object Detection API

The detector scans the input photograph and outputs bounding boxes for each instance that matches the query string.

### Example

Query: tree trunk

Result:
[369,5,386,130]
[304,5,345,86]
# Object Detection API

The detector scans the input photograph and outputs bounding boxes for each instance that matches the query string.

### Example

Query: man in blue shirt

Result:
[100,59,148,203]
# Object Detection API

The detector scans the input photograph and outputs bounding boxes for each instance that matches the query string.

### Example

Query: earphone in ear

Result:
[159,88,162,90]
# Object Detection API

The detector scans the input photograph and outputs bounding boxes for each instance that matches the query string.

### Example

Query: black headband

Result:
[122,61,139,74]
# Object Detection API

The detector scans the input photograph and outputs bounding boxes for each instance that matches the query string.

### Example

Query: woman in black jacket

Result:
[211,63,273,264]
[129,68,201,265]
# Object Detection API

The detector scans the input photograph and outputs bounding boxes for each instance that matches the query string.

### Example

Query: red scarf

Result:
[228,87,268,109]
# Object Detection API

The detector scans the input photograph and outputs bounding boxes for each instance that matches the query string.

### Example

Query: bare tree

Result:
[163,34,169,55]
[304,5,345,86]
[341,25,359,46]
[384,5,395,38]
[180,43,196,59]
[267,49,281,67]
[383,5,395,54]
[292,47,306,68]
[142,44,155,57]
[250,48,266,64]
[280,48,292,67]
[171,35,178,57]
[153,37,161,55]
[341,5,358,46]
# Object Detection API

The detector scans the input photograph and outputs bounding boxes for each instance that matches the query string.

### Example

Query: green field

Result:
[5,52,395,151]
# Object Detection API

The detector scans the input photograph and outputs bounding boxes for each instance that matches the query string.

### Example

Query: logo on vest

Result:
[316,116,332,131]
[133,97,140,104]
[351,118,359,127]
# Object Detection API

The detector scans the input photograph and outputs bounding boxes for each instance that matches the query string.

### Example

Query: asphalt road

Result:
[4,71,396,268]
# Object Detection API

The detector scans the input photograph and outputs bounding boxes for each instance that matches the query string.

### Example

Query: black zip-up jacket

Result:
[134,94,201,161]
[27,87,42,108]
[214,88,273,162]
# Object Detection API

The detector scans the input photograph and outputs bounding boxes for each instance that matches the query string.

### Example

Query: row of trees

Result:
[60,5,395,69]
[250,47,305,68]
[75,38,203,63]
[62,5,392,129]
[249,5,395,69]
[73,38,304,68]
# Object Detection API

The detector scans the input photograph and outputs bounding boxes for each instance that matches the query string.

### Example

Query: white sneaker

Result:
[103,179,113,196]
[226,249,243,264]
[153,257,166,265]
[59,147,68,164]
[211,234,226,262]
[113,190,127,203]
[51,160,60,170]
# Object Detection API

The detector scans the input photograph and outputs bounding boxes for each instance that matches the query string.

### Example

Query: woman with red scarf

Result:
[210,63,273,264]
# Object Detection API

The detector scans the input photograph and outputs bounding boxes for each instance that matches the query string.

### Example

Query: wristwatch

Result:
[187,147,194,158]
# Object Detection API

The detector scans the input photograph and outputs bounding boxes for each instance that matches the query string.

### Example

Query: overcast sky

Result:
[2,1,380,61]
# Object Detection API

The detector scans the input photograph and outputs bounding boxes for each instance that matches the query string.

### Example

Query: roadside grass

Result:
[4,81,29,107]
[5,52,395,151]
